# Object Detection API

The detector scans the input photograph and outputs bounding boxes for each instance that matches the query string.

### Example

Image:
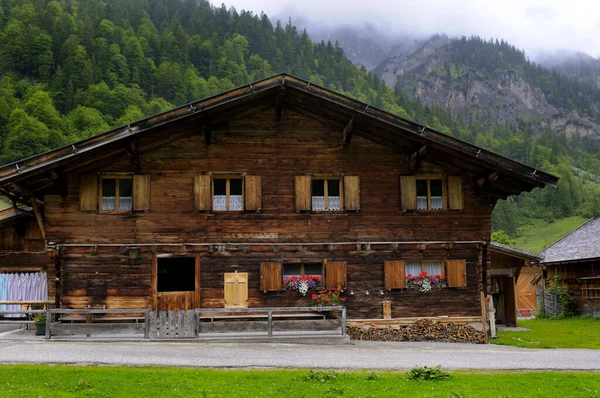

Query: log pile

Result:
[347,319,486,344]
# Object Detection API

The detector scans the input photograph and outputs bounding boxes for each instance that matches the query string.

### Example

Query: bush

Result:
[406,366,451,381]
[304,370,337,383]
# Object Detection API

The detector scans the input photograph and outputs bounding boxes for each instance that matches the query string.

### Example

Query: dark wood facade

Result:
[0,74,558,322]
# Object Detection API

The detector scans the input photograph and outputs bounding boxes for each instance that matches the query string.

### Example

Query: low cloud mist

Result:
[229,0,600,58]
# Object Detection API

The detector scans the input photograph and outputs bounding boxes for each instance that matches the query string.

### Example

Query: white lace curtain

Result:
[102,196,132,211]
[0,272,48,317]
[417,196,443,210]
[214,195,243,211]
[312,196,341,211]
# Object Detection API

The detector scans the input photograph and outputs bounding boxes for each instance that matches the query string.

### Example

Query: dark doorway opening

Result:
[157,257,196,292]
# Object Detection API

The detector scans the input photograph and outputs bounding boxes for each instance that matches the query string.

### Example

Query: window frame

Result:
[415,174,447,211]
[404,259,445,277]
[212,175,245,212]
[311,176,344,212]
[283,261,324,279]
[98,174,134,214]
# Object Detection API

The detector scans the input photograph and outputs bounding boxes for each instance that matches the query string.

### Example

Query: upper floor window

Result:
[213,177,243,211]
[405,260,443,277]
[295,175,359,212]
[416,177,443,210]
[311,178,341,211]
[101,176,132,212]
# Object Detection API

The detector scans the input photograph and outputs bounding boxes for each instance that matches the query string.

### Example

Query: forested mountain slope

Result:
[0,0,599,246]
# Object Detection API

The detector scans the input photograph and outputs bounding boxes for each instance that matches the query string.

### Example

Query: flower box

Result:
[405,272,447,293]
[283,275,323,296]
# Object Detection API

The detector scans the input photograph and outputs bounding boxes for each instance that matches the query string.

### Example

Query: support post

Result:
[144,309,150,339]
[45,311,52,339]
[267,310,273,337]
[341,307,347,336]
[30,198,46,240]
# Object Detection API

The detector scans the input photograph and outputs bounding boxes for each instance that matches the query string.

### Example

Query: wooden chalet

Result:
[540,218,600,316]
[0,74,558,331]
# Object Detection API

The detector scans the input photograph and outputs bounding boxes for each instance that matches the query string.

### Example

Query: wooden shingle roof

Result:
[490,242,541,261]
[540,218,600,264]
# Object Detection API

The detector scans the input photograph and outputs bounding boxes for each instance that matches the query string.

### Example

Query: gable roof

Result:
[540,218,600,264]
[490,242,541,262]
[0,73,558,202]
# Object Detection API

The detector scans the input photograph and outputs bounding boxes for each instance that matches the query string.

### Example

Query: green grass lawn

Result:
[513,216,588,253]
[0,365,599,397]
[495,318,600,349]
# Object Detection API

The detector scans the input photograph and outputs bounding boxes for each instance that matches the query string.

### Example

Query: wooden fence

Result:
[543,291,563,317]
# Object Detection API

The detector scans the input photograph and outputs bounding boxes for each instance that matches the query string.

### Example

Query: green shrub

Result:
[304,370,337,383]
[406,366,451,381]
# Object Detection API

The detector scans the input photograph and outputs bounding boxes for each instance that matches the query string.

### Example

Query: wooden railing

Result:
[195,306,347,337]
[45,308,150,339]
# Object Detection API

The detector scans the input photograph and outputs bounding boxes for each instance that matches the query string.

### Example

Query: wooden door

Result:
[517,266,540,310]
[224,272,248,308]
[153,255,200,312]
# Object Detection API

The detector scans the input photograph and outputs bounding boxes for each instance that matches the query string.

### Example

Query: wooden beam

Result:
[342,117,355,147]
[125,142,141,173]
[409,145,427,173]
[275,87,285,121]
[30,198,46,240]
[477,171,500,187]
[9,182,36,199]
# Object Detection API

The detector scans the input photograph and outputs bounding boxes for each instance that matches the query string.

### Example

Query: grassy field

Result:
[494,318,600,349]
[0,365,599,397]
[513,216,588,253]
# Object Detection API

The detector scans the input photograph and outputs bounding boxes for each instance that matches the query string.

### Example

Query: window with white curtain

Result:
[213,177,243,211]
[416,177,444,210]
[312,178,341,211]
[405,260,443,276]
[101,177,133,212]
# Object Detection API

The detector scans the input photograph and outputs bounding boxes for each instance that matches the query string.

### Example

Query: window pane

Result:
[283,263,302,278]
[303,263,322,276]
[416,179,428,210]
[102,179,116,211]
[213,179,227,210]
[430,179,443,210]
[229,178,243,210]
[119,178,133,211]
[312,179,325,211]
[327,179,340,196]
[405,261,421,277]
[214,179,226,195]
[424,261,442,276]
[327,179,341,210]
[230,179,242,195]
[312,179,325,196]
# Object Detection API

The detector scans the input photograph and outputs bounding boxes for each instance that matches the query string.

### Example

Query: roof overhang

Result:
[0,73,559,201]
[490,242,542,262]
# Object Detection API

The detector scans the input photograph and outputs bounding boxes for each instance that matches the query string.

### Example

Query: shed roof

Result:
[0,73,558,203]
[540,218,600,264]
[490,242,541,261]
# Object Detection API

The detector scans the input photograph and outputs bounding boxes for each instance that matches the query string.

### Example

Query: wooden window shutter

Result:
[295,175,311,211]
[132,175,151,211]
[384,260,405,290]
[80,175,98,211]
[194,174,211,211]
[447,176,463,210]
[224,272,248,308]
[325,261,347,290]
[343,175,360,211]
[446,259,467,287]
[400,176,417,210]
[260,262,282,293]
[244,175,261,211]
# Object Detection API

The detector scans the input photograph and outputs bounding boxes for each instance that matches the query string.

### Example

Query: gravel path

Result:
[0,339,599,370]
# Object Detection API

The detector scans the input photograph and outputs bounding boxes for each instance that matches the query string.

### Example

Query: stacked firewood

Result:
[347,319,486,344]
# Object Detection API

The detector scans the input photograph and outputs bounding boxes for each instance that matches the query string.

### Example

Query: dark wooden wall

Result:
[548,260,600,315]
[43,109,493,318]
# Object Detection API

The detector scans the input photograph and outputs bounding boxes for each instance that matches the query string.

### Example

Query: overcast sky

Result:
[227,0,600,58]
